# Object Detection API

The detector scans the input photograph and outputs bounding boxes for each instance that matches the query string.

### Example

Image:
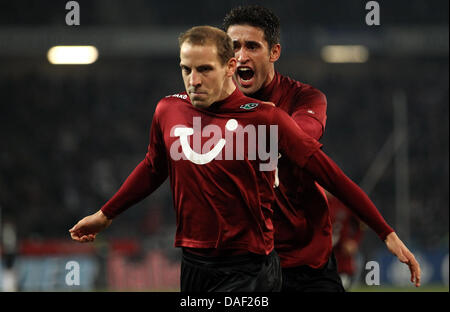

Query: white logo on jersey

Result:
[174,119,237,165]
[169,117,278,171]
[166,93,188,100]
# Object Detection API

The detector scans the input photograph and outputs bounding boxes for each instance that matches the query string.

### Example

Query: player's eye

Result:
[246,42,259,50]
[198,65,213,73]
[181,66,191,74]
[233,41,241,51]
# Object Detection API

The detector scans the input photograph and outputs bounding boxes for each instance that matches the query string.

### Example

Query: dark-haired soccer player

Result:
[70,25,419,292]
[223,5,421,291]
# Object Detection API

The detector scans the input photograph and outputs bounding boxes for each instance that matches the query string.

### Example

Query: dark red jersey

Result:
[250,72,393,268]
[101,88,322,256]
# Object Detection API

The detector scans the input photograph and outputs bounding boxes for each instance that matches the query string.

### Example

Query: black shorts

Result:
[281,252,345,292]
[181,249,282,292]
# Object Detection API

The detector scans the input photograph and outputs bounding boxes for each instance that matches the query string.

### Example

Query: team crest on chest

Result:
[240,102,259,110]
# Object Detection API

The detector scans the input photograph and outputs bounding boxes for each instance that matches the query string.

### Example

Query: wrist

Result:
[97,209,112,221]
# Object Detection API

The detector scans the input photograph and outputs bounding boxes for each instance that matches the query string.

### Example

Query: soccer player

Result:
[223,5,421,291]
[69,25,418,292]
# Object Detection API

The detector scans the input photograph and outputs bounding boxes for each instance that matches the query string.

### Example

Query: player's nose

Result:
[189,70,201,87]
[235,47,249,63]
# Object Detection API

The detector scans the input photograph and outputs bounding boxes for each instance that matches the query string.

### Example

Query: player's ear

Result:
[269,43,281,63]
[226,57,237,77]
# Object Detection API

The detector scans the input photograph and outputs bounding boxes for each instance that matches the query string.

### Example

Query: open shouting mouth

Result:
[236,66,255,87]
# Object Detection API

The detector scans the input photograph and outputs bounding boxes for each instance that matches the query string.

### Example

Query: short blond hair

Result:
[179,25,234,65]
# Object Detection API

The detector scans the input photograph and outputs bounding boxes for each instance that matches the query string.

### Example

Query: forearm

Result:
[305,150,394,240]
[101,160,166,219]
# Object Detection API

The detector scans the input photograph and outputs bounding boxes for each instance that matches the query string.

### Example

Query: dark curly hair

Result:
[222,5,280,49]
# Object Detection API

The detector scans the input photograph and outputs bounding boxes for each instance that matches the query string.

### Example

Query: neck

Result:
[217,78,237,102]
[262,66,276,88]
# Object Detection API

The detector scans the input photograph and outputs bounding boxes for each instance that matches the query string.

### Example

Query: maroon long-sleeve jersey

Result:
[101,88,322,255]
[250,72,393,268]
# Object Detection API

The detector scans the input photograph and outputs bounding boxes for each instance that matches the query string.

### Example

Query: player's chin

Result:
[236,79,258,95]
[191,99,211,109]
[239,85,258,96]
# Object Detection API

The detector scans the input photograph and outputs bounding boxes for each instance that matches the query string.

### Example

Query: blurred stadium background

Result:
[0,0,448,292]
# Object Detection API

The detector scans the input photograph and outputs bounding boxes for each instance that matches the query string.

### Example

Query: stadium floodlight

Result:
[321,45,369,63]
[47,46,98,65]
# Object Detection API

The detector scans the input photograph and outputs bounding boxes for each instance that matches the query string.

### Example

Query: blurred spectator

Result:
[328,193,365,290]
[1,221,18,291]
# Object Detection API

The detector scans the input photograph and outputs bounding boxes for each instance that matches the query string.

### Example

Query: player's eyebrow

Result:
[233,39,261,49]
[179,63,213,72]
[196,64,214,72]
[180,63,190,70]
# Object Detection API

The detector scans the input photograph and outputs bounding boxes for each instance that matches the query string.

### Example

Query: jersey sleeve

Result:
[101,108,168,219]
[273,107,323,168]
[305,150,394,241]
[291,87,327,140]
